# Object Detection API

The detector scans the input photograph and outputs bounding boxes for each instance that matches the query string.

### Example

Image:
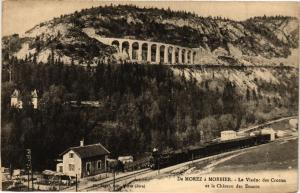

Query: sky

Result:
[2,0,300,36]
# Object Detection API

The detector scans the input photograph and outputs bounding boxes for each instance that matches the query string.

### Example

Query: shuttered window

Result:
[69,153,74,158]
[86,162,91,172]
[69,164,75,171]
[97,160,102,169]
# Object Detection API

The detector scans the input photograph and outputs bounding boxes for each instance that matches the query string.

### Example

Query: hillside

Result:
[1,4,299,171]
[2,5,299,66]
[1,62,298,169]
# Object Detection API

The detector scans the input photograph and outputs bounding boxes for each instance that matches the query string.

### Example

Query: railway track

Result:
[83,168,151,191]
[80,136,297,192]
[66,116,297,192]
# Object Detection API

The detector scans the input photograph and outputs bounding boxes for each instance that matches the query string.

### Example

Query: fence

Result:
[34,174,75,191]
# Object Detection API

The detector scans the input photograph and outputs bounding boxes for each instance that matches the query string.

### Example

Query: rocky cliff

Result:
[2,5,299,66]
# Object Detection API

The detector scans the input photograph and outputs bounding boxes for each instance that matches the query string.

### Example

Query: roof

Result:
[60,143,110,159]
[11,89,20,98]
[31,89,38,98]
[221,130,236,134]
[118,156,133,160]
[43,170,64,176]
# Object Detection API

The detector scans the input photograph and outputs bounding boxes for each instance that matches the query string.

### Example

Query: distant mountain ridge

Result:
[2,5,299,66]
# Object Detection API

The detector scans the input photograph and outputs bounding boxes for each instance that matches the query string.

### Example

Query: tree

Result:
[218,114,236,131]
[246,88,251,101]
[252,89,257,100]
[196,116,218,142]
[222,82,236,113]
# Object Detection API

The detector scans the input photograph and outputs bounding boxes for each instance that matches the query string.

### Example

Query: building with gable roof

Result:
[31,89,38,109]
[11,89,23,109]
[11,89,38,109]
[58,140,110,178]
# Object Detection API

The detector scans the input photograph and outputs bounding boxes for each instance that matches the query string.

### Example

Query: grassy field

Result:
[212,137,297,172]
[122,135,298,192]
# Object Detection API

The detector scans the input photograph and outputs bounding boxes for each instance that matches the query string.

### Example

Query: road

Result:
[239,115,297,133]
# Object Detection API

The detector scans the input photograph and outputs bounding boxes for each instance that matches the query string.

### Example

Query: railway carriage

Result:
[150,133,271,170]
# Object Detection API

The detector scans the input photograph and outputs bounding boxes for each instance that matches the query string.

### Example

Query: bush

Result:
[218,114,236,131]
[196,116,218,141]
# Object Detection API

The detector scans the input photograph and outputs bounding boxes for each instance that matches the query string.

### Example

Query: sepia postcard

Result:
[1,0,299,192]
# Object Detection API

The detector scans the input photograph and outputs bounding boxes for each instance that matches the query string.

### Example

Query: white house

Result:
[31,89,38,109]
[118,156,133,164]
[11,89,23,109]
[58,141,110,178]
[220,130,237,141]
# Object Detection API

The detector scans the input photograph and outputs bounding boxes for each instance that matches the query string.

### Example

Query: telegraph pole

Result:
[26,149,31,191]
[192,153,194,163]
[7,42,13,83]
[31,169,34,190]
[75,174,78,192]
[27,171,30,191]
[153,148,160,175]
[58,175,62,191]
[8,64,12,82]
[113,169,116,191]
[10,164,12,180]
[158,160,160,175]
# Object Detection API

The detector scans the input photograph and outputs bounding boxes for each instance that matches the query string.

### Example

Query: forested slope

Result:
[1,4,298,171]
[1,58,298,170]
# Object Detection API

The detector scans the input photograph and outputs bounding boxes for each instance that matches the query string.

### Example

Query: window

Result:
[59,166,63,172]
[86,162,91,172]
[69,164,75,171]
[97,160,102,169]
[69,153,74,158]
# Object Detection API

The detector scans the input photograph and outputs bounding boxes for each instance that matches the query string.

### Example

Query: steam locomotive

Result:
[150,133,271,169]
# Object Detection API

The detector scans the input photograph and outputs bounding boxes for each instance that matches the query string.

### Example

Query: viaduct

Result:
[95,37,198,64]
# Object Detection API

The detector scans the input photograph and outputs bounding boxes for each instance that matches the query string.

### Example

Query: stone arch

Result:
[192,51,197,64]
[187,50,192,64]
[151,44,157,62]
[159,45,165,64]
[112,40,120,52]
[175,48,180,64]
[182,49,186,64]
[132,42,139,60]
[141,43,148,61]
[168,46,173,64]
[122,41,130,59]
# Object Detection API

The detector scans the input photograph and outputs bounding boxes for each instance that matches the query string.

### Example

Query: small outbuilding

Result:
[276,130,287,138]
[261,127,276,141]
[118,156,133,164]
[56,163,63,173]
[220,130,237,141]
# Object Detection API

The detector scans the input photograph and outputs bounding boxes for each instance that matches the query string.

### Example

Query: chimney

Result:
[80,139,84,147]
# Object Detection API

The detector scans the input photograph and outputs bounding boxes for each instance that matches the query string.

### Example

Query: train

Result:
[150,133,271,169]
